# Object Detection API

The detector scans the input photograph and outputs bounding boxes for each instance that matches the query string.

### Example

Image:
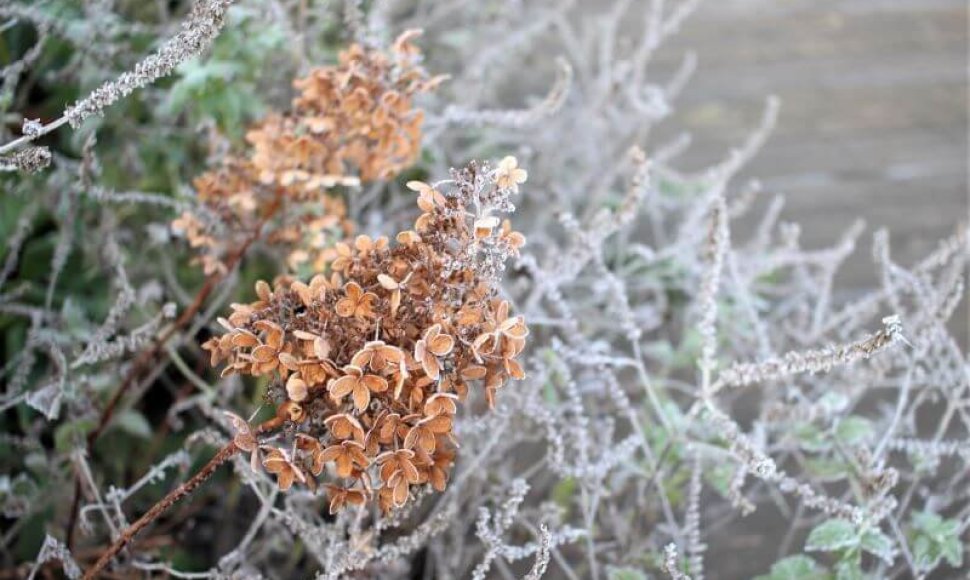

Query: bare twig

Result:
[0,0,236,158]
[82,442,239,580]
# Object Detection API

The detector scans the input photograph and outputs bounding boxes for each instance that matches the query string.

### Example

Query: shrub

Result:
[0,1,965,578]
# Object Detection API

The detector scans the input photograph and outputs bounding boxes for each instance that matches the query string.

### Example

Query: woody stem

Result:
[82,442,240,579]
[67,210,275,548]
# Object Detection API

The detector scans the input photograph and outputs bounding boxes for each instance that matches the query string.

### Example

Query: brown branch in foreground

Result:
[82,442,239,580]
[67,215,270,549]
[86,227,260,448]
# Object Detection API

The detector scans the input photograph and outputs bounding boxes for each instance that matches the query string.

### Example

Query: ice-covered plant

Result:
[1,0,966,578]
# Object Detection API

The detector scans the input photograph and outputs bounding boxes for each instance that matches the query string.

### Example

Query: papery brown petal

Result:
[403,427,419,451]
[231,331,259,348]
[329,376,356,399]
[251,345,277,363]
[392,476,408,506]
[278,352,300,370]
[362,374,389,393]
[352,384,371,411]
[424,415,452,433]
[255,280,272,302]
[429,333,454,356]
[501,316,529,339]
[328,495,343,514]
[504,357,526,379]
[291,281,313,306]
[461,365,487,380]
[293,330,318,341]
[496,300,509,322]
[318,445,343,464]
[421,352,440,381]
[335,298,356,318]
[351,350,371,369]
[335,454,354,478]
[277,470,295,491]
[430,467,446,492]
[400,458,421,484]
[286,376,308,402]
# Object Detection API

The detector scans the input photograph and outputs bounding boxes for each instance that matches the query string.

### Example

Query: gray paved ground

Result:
[652,0,967,312]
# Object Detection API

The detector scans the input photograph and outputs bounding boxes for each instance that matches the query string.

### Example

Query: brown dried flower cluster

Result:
[206,159,528,513]
[173,30,444,275]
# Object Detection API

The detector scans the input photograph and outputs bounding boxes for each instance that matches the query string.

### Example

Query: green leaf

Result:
[803,458,850,482]
[940,537,963,569]
[912,536,937,570]
[54,419,95,453]
[817,393,849,414]
[859,529,893,564]
[910,511,964,571]
[835,416,873,446]
[552,477,576,510]
[834,561,863,580]
[912,511,958,537]
[112,409,153,439]
[753,555,831,580]
[607,567,647,580]
[806,519,859,553]
[794,423,829,452]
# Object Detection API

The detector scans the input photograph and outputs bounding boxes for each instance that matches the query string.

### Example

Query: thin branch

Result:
[0,0,236,158]
[82,442,239,580]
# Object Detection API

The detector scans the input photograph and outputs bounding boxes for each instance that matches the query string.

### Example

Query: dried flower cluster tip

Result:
[174,30,444,275]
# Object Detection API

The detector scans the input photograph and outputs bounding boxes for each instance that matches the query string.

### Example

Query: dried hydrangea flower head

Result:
[173,30,444,275]
[205,158,528,513]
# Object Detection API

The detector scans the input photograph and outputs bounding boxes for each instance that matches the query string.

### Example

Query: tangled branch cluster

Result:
[204,158,528,513]
[173,29,444,275]
[3,1,967,578]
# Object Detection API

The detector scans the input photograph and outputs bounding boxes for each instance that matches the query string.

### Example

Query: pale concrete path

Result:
[655,0,966,290]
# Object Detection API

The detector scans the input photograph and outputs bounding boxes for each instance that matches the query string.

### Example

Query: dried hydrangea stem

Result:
[662,543,692,580]
[82,441,239,580]
[0,0,235,158]
[711,315,905,394]
[66,218,266,547]
[437,58,572,129]
[87,215,265,447]
[697,192,729,397]
[27,535,82,580]
[0,146,52,174]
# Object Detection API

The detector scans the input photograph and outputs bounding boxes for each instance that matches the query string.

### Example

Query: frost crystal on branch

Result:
[64,0,235,128]
[713,315,905,392]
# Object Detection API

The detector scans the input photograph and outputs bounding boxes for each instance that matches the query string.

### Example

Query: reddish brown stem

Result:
[67,219,269,548]
[82,442,239,580]
[86,231,256,447]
